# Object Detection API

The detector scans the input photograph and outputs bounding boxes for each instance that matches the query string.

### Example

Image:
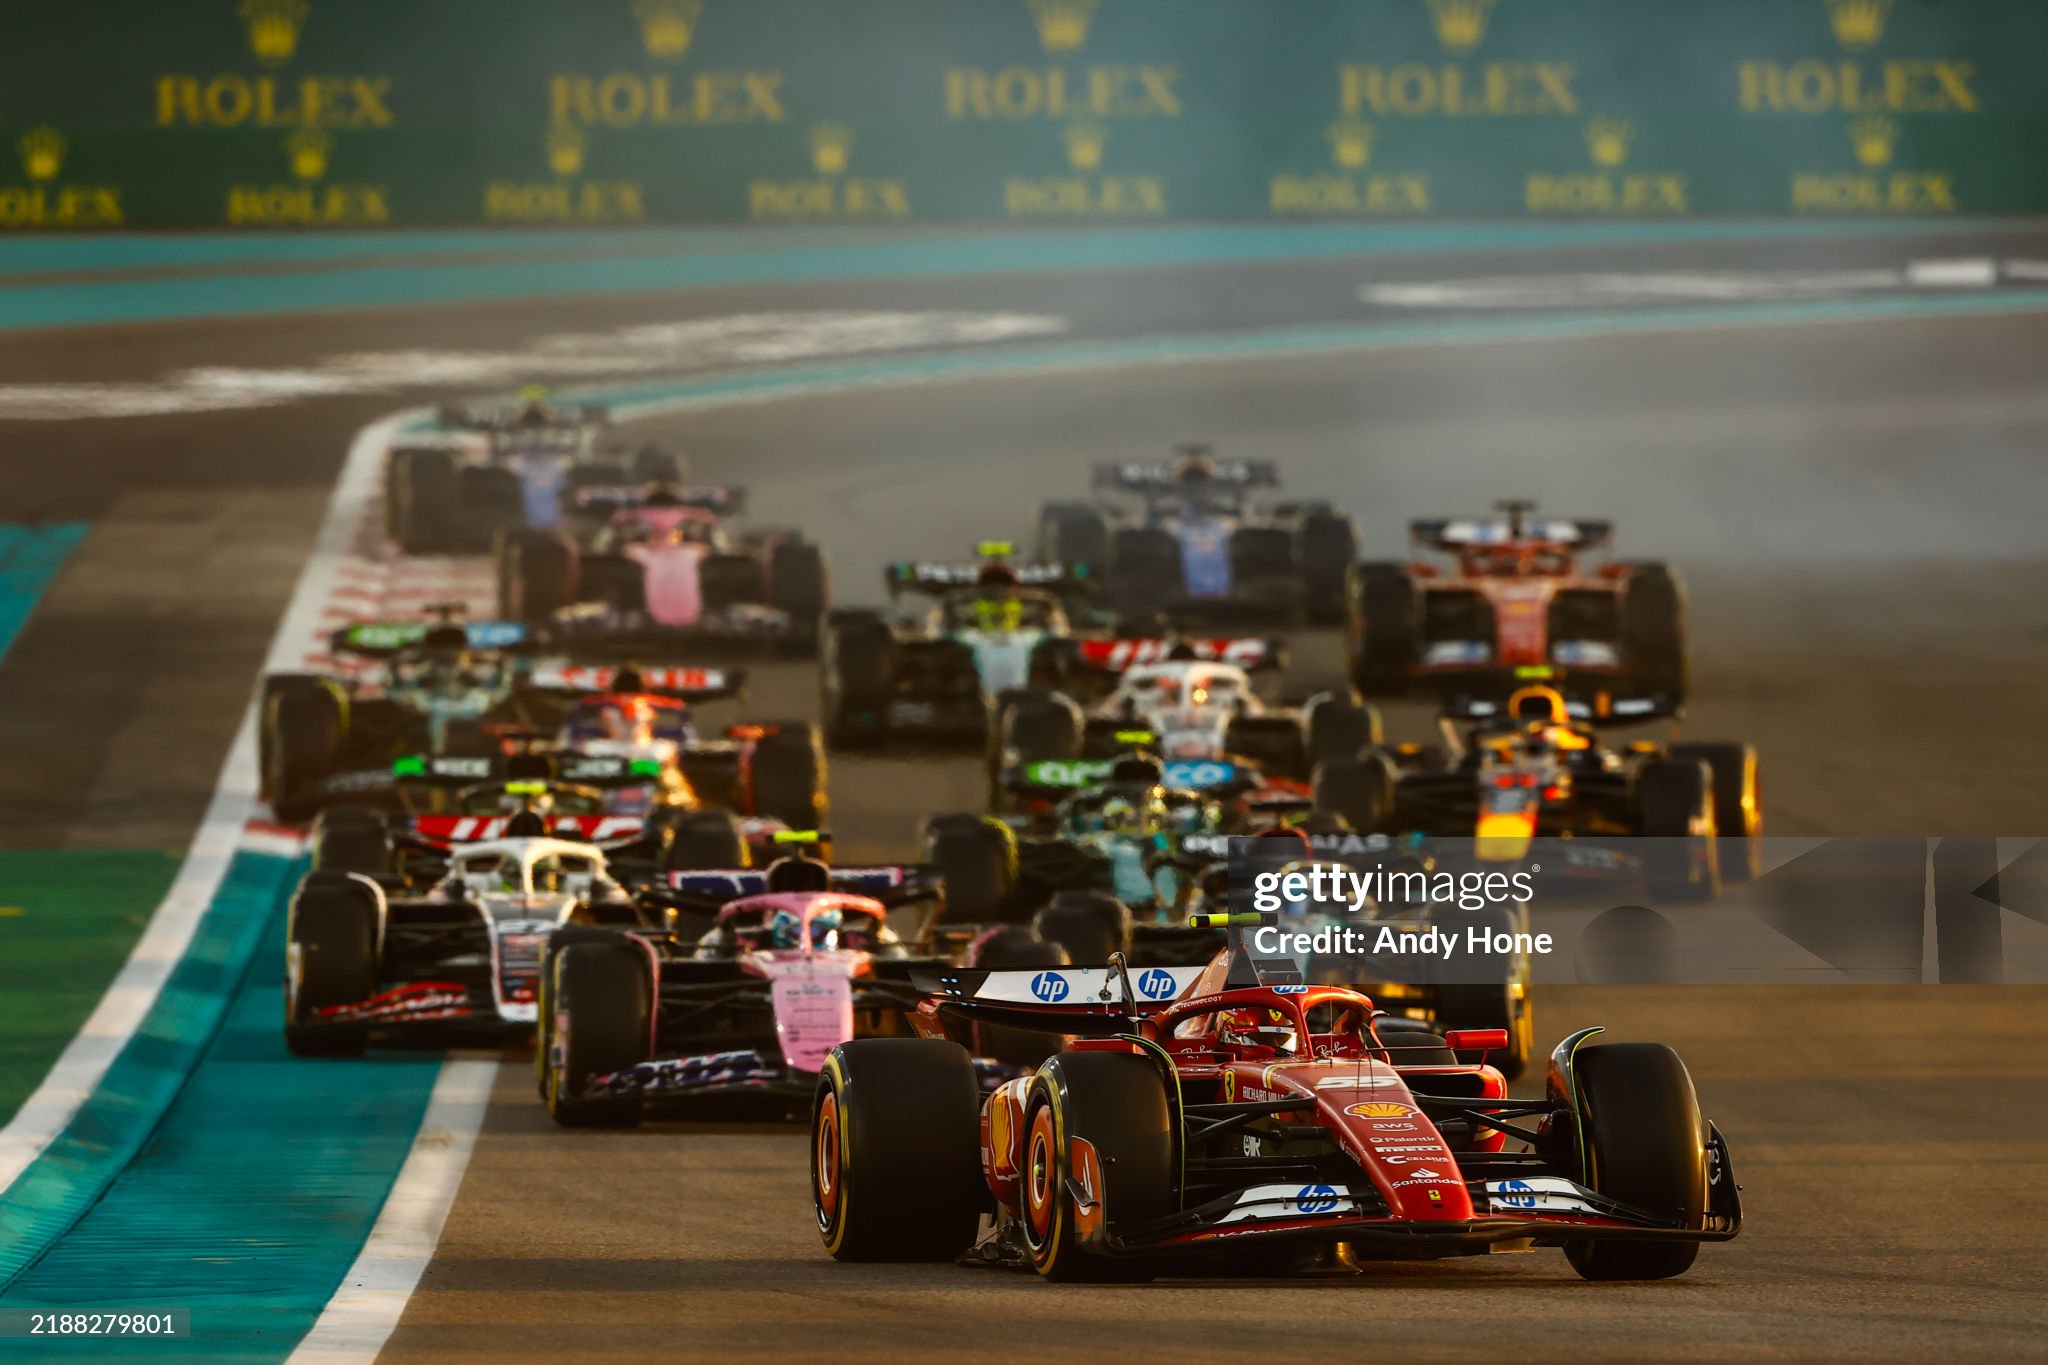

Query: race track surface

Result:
[5,223,2046,1360]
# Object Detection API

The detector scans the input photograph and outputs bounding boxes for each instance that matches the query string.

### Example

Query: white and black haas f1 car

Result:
[536,858,960,1127]
[811,947,1739,1281]
[284,829,663,1056]
[1036,445,1358,626]
[497,483,828,659]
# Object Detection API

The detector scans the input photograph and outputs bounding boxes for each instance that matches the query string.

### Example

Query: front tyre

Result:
[544,940,651,1129]
[1564,1042,1709,1281]
[813,1039,985,1262]
[1021,1051,1173,1282]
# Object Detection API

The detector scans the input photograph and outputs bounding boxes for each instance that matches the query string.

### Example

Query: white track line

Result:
[0,408,417,1197]
[289,1059,496,1364]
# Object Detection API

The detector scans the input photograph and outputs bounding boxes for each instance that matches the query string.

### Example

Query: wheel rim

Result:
[814,1091,842,1226]
[1024,1105,1057,1248]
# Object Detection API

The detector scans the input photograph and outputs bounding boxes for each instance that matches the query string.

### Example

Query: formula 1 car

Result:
[284,824,668,1055]
[1312,682,1762,901]
[820,544,1092,750]
[811,945,1740,1280]
[993,641,1381,787]
[1345,500,1687,702]
[385,386,677,554]
[1036,445,1358,625]
[496,483,827,659]
[535,855,960,1126]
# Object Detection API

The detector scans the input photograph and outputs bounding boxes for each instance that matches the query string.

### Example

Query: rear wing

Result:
[566,483,745,515]
[907,963,1207,1033]
[391,752,668,789]
[437,400,609,433]
[328,619,529,658]
[884,558,1091,597]
[525,660,746,703]
[1409,516,1612,552]
[664,864,943,906]
[1074,636,1285,673]
[1091,458,1278,492]
[1010,755,1251,794]
[406,813,648,846]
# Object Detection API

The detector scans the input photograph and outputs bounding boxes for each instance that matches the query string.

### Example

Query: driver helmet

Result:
[1221,1006,1297,1055]
[975,561,1020,591]
[768,903,842,950]
[1099,795,1142,837]
[1509,685,1568,727]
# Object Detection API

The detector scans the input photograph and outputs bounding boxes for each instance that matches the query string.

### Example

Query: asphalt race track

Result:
[5,224,2047,1360]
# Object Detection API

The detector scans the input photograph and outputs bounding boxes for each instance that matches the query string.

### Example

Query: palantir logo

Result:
[1495,1178,1537,1209]
[1030,970,1070,1003]
[1135,968,1177,1000]
[1294,1184,1340,1215]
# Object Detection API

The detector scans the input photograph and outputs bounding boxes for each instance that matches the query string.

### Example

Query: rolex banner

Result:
[0,0,2041,228]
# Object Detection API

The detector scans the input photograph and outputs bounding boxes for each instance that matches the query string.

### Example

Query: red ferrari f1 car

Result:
[810,945,1738,1281]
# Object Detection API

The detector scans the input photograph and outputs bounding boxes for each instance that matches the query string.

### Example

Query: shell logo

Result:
[1347,1101,1415,1118]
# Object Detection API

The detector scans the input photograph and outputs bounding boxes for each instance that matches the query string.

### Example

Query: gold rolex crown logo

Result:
[286,128,334,180]
[546,123,587,178]
[1847,114,1898,166]
[240,0,309,67]
[1027,0,1097,54]
[1326,119,1375,170]
[633,0,704,60]
[19,127,67,182]
[1063,119,1107,171]
[1584,117,1632,168]
[807,123,854,176]
[1426,0,1495,55]
[1823,0,1891,50]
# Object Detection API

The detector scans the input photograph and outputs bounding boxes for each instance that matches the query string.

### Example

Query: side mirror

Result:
[1445,1028,1510,1054]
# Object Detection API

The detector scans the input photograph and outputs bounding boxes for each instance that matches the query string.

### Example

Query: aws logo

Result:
[485,124,648,223]
[1526,117,1688,215]
[1005,119,1165,218]
[1269,118,1431,217]
[0,126,122,229]
[749,121,911,222]
[226,130,389,226]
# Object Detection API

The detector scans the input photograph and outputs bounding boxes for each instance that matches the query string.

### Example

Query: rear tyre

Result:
[1299,511,1358,626]
[1346,563,1418,696]
[966,924,1072,1068]
[1022,1051,1173,1282]
[1622,563,1689,701]
[1303,692,1382,770]
[262,676,346,824]
[544,941,651,1129]
[813,1040,986,1261]
[1311,753,1397,835]
[767,539,829,640]
[1565,1043,1708,1281]
[311,806,389,878]
[750,724,826,831]
[664,810,750,872]
[393,448,457,554]
[1032,889,1131,967]
[497,528,577,621]
[1637,758,1719,903]
[1038,503,1110,571]
[1107,527,1181,613]
[996,692,1083,767]
[459,465,525,554]
[823,617,896,750]
[284,872,381,1058]
[923,815,1017,923]
[701,554,767,610]
[1671,742,1761,884]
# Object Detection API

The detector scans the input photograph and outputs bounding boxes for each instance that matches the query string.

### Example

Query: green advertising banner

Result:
[0,0,2042,229]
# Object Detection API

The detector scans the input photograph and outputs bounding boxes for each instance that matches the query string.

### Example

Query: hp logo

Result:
[1294,1184,1340,1215]
[1496,1179,1537,1210]
[1030,971,1070,1003]
[1135,968,1178,1000]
